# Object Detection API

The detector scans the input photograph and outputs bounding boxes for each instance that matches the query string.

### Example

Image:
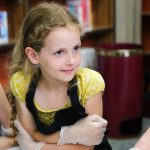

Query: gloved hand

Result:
[14,119,45,150]
[1,125,14,137]
[129,128,150,150]
[57,114,107,146]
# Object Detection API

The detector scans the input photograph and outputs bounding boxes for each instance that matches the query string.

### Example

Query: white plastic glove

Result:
[129,128,150,150]
[14,119,45,150]
[1,125,14,137]
[129,148,142,150]
[57,114,107,146]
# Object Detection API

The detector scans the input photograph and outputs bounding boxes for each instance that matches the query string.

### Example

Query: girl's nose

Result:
[67,53,75,65]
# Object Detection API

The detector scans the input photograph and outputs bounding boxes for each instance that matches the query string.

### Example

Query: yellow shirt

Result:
[10,67,105,125]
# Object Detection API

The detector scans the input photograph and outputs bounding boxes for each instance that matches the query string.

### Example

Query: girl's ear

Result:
[25,47,39,64]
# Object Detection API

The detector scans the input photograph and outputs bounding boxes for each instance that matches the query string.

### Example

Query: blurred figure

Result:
[0,83,11,130]
[0,83,16,149]
[129,127,150,150]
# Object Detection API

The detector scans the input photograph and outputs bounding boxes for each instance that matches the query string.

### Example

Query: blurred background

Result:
[0,0,150,149]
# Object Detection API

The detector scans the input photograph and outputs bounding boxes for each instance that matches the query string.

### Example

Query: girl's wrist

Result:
[31,131,45,142]
[35,142,45,150]
[44,131,60,144]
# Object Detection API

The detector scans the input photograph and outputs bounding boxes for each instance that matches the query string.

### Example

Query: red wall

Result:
[0,55,9,86]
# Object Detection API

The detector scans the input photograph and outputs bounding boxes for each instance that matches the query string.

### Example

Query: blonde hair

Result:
[8,1,80,140]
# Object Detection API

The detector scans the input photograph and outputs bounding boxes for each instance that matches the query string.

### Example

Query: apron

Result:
[25,77,112,150]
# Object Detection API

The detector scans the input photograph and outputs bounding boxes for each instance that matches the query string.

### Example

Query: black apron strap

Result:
[67,77,80,107]
[25,77,38,117]
[67,77,86,117]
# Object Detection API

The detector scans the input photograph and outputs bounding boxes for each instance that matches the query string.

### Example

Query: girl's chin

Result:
[61,74,75,82]
[63,76,75,82]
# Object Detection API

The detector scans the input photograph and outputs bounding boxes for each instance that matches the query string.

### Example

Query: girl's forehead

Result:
[44,26,81,43]
[50,25,80,34]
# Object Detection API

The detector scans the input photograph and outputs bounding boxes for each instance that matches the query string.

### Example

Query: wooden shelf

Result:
[81,26,113,39]
[142,14,150,52]
[142,12,150,17]
[0,26,114,53]
[144,51,150,56]
[141,0,150,101]
[0,41,15,54]
[142,0,150,52]
[142,0,150,13]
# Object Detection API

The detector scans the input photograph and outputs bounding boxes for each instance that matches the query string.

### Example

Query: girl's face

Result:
[37,26,81,83]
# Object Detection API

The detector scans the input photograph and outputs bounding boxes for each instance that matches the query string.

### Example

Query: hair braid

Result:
[8,92,17,143]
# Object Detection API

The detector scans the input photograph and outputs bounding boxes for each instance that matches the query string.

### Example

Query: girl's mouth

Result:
[61,69,74,73]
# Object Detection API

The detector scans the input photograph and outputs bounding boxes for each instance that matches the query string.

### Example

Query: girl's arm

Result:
[16,100,59,143]
[41,144,94,150]
[32,92,103,143]
[84,92,103,116]
[16,101,37,133]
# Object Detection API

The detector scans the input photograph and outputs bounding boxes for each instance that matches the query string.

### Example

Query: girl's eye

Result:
[73,45,80,52]
[53,50,64,56]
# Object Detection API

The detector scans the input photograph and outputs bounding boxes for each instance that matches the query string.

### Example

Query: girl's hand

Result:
[14,119,45,150]
[58,114,107,146]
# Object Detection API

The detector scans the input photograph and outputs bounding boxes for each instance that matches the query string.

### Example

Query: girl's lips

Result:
[61,69,74,73]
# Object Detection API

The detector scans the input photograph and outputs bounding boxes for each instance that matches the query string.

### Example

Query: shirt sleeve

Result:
[77,68,105,105]
[10,72,29,103]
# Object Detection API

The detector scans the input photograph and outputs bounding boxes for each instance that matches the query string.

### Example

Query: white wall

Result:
[115,0,142,44]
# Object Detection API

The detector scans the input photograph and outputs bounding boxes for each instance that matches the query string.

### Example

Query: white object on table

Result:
[7,146,21,150]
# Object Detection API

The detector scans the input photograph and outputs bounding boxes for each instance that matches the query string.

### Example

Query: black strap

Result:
[67,77,82,109]
[26,78,38,117]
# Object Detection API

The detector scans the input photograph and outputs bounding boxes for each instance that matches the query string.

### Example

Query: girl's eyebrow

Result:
[51,43,81,51]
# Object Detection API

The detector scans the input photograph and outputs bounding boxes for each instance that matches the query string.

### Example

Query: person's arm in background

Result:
[0,83,17,149]
[0,83,11,129]
[129,127,150,150]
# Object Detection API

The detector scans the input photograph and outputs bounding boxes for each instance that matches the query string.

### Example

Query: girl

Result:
[9,2,112,150]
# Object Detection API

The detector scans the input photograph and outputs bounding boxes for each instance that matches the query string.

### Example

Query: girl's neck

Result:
[38,76,68,92]
[34,76,70,110]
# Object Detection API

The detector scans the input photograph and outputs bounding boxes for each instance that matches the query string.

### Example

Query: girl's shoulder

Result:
[10,71,31,102]
[76,67,105,85]
[76,67,105,105]
[76,67,102,78]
